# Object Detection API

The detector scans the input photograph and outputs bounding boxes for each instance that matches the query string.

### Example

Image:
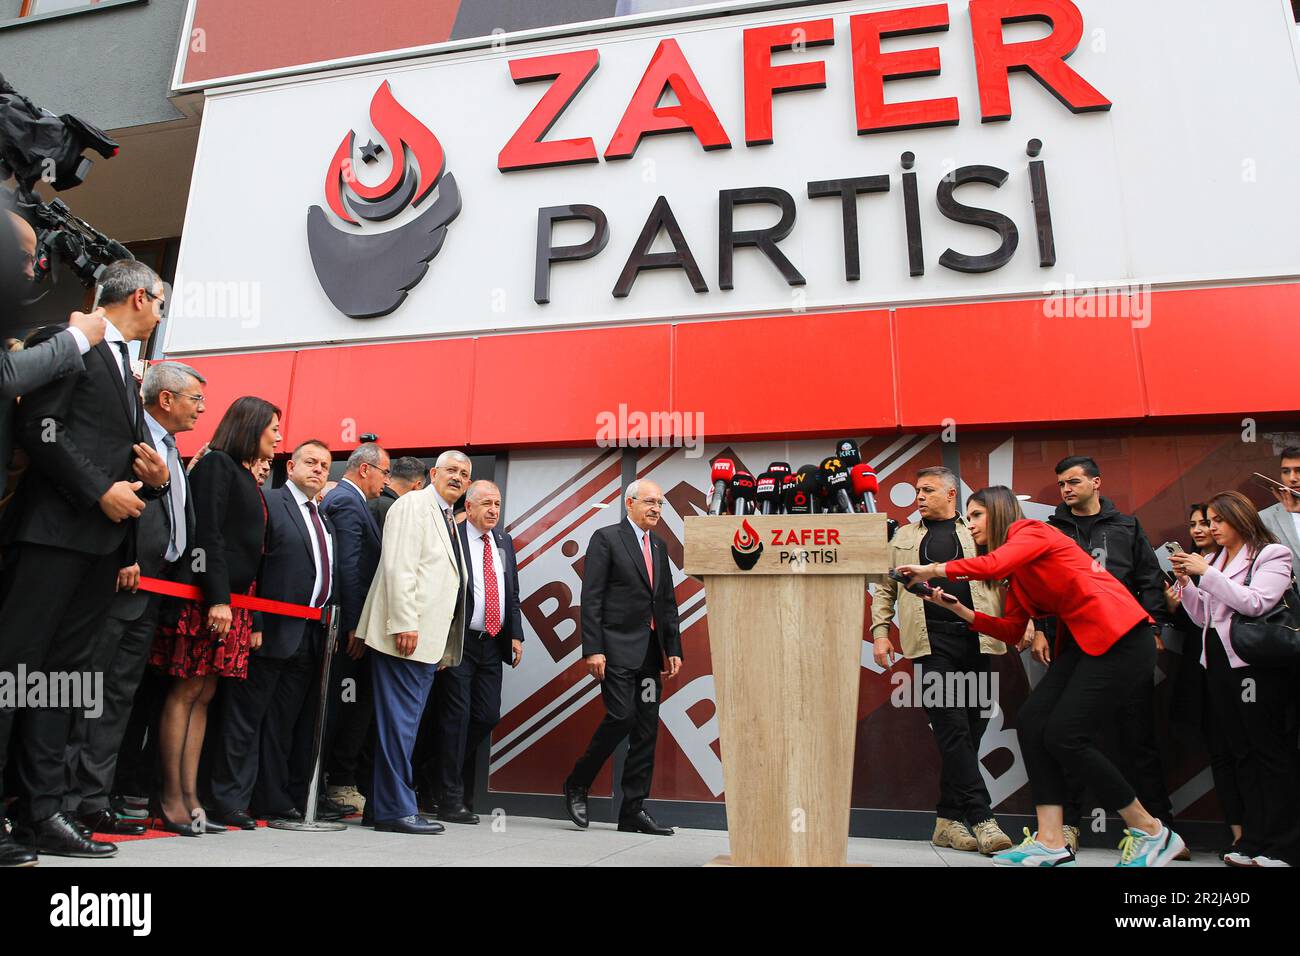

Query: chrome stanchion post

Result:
[269,603,346,832]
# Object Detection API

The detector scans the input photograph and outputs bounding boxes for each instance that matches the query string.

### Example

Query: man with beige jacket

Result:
[357,450,470,834]
[871,466,1014,856]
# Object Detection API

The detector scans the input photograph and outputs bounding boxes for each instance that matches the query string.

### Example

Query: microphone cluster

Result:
[707,440,883,517]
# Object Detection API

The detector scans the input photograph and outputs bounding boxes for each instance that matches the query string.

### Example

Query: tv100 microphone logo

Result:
[730,517,843,571]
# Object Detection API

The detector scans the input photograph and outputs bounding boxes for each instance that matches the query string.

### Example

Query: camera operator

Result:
[0,259,168,864]
[1,210,107,500]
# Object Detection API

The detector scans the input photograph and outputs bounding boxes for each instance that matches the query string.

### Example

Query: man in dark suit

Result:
[62,361,204,836]
[208,439,340,827]
[367,455,425,529]
[429,480,523,825]
[564,479,682,836]
[0,260,169,864]
[321,442,388,815]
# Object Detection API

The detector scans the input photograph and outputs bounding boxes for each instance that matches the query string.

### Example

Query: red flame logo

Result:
[324,81,446,226]
[733,518,760,554]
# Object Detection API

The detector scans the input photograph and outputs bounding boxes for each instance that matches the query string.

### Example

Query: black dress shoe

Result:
[315,796,355,821]
[617,809,673,836]
[266,808,303,823]
[16,812,119,858]
[416,791,440,816]
[375,814,445,835]
[438,803,480,825]
[0,832,38,867]
[564,777,589,829]
[208,809,258,831]
[79,809,146,837]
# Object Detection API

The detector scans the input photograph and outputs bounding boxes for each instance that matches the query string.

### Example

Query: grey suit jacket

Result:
[0,330,83,472]
[1260,502,1300,569]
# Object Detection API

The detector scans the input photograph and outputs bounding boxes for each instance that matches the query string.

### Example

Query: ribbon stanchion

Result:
[136,577,348,834]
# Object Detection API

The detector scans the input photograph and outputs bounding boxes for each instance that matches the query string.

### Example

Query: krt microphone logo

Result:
[730,518,763,571]
[307,81,462,318]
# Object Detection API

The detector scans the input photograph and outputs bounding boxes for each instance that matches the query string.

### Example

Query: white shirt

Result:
[465,521,506,633]
[64,326,92,355]
[102,318,130,387]
[287,480,334,603]
[143,410,187,558]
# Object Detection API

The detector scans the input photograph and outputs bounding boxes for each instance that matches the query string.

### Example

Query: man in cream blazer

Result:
[357,450,469,834]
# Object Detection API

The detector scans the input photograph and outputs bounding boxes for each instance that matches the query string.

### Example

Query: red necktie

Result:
[642,530,655,631]
[482,533,501,637]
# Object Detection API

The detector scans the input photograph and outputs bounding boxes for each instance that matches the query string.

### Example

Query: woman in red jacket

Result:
[897,486,1185,868]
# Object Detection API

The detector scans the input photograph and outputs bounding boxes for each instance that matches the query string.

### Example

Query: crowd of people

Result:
[0,206,1296,868]
[886,453,1300,867]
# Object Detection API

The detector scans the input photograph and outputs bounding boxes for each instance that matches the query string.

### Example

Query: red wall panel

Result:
[183,0,461,84]
[673,310,896,438]
[894,297,1147,429]
[172,350,297,458]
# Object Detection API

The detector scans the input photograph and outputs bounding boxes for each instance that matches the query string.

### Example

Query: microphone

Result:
[796,464,821,514]
[850,463,879,513]
[826,467,856,515]
[819,457,846,513]
[779,473,798,514]
[709,457,735,516]
[755,471,780,515]
[767,461,792,479]
[784,475,813,515]
[730,470,756,515]
[835,439,862,470]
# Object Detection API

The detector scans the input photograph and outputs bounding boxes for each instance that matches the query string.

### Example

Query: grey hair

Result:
[142,361,205,406]
[916,466,958,492]
[466,480,500,505]
[625,479,644,502]
[97,259,162,307]
[435,449,471,470]
[345,442,385,471]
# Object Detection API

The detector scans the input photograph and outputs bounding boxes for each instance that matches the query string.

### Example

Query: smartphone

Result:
[889,568,934,597]
[1252,472,1300,500]
[1162,541,1185,556]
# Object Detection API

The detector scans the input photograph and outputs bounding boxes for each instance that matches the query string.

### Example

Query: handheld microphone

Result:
[796,464,821,514]
[835,439,862,470]
[819,457,846,513]
[768,461,792,478]
[709,458,735,516]
[755,471,780,515]
[730,470,756,515]
[826,468,856,515]
[784,476,812,515]
[850,463,879,513]
[780,473,798,515]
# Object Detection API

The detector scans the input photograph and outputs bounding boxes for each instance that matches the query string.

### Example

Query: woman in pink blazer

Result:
[1173,491,1296,868]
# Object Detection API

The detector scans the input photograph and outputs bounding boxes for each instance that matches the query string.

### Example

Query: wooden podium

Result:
[684,514,890,867]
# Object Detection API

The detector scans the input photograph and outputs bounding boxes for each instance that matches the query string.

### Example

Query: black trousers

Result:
[209,629,321,815]
[325,649,372,788]
[1204,629,1300,862]
[568,635,662,819]
[435,632,503,805]
[0,543,120,819]
[1018,625,1156,813]
[113,665,166,800]
[63,597,161,815]
[916,628,994,827]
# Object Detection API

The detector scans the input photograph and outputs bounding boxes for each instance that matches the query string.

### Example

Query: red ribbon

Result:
[137,576,326,622]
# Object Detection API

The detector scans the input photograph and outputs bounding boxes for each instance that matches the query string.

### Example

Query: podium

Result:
[683,514,890,866]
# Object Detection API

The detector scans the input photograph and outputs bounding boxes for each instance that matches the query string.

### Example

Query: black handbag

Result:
[1228,552,1300,667]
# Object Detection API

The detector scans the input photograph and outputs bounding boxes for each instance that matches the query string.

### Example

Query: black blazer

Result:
[6,330,145,557]
[256,482,337,660]
[113,443,196,623]
[457,519,524,663]
[175,448,266,607]
[321,480,381,636]
[580,519,683,670]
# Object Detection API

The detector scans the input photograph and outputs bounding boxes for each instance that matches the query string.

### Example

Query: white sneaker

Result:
[992,828,1077,867]
[1251,855,1291,867]
[1223,851,1257,868]
[1116,825,1185,867]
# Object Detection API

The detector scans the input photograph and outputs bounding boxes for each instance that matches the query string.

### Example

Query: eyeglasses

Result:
[631,496,665,507]
[367,464,392,478]
[169,391,205,404]
[142,289,167,313]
